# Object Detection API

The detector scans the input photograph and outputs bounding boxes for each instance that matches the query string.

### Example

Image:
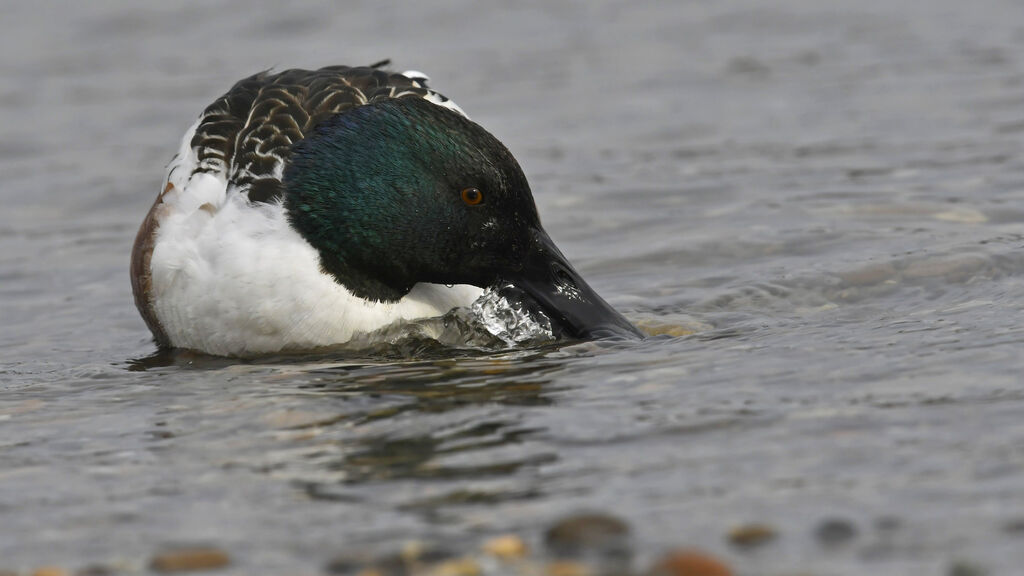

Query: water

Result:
[2,1,1024,574]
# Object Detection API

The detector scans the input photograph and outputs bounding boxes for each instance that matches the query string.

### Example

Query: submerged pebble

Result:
[814,518,858,547]
[544,513,631,560]
[354,559,407,576]
[544,561,591,576]
[1001,518,1024,534]
[74,566,116,576]
[326,543,463,576]
[948,560,988,576]
[401,540,458,564]
[149,547,230,572]
[481,535,528,560]
[726,523,777,549]
[32,569,68,576]
[648,549,732,576]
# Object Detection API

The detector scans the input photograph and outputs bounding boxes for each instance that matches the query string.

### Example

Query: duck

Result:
[130,62,641,356]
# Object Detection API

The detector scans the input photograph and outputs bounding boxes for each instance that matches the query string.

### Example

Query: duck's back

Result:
[190,65,462,203]
[131,65,480,356]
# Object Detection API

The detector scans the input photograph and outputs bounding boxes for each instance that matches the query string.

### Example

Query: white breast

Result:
[148,121,482,357]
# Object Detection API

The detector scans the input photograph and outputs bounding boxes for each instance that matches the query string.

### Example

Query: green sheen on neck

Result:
[282,97,526,302]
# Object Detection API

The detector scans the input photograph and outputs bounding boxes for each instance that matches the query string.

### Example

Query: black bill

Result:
[503,229,644,340]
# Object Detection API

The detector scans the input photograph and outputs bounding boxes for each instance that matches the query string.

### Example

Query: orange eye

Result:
[461,187,483,206]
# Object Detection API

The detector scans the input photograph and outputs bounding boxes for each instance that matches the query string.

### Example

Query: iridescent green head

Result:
[283,97,640,340]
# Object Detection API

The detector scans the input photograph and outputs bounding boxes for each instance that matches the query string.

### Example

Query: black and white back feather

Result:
[177,64,463,203]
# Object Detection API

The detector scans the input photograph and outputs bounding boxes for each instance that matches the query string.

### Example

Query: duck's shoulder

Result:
[183,64,464,203]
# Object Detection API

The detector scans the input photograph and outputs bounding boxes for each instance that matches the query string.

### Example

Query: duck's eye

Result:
[461,187,483,206]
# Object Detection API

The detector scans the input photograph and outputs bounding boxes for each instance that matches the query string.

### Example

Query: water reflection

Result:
[129,348,573,520]
[288,355,562,512]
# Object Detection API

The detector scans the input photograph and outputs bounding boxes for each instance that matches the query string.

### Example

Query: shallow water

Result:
[3,1,1024,574]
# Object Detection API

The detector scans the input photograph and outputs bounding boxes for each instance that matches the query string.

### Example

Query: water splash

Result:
[470,284,554,347]
[344,285,556,354]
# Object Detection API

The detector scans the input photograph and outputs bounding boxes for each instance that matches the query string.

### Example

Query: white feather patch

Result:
[149,125,483,356]
[400,69,468,118]
[401,70,430,85]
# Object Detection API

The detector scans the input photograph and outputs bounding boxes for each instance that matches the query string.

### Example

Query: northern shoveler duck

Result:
[130,63,640,356]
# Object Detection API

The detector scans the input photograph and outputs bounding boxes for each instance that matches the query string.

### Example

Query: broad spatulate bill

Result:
[131,63,641,357]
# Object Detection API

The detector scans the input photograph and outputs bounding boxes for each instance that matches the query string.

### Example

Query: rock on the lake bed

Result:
[74,566,117,576]
[33,568,68,576]
[544,513,631,560]
[482,535,528,560]
[1001,518,1024,534]
[647,549,733,576]
[347,555,407,576]
[149,547,230,572]
[948,560,988,576]
[815,518,857,546]
[726,523,777,549]
[544,561,592,576]
[326,544,465,576]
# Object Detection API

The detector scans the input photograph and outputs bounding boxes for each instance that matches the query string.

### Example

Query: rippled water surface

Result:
[3,1,1024,574]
